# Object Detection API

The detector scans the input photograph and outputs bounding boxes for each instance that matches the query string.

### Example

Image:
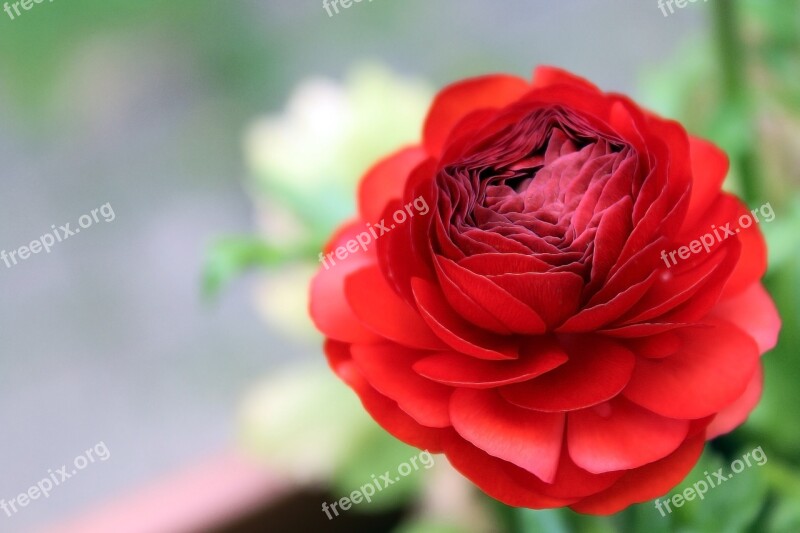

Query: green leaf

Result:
[393,521,467,533]
[201,235,302,298]
[517,508,572,533]
[656,447,769,533]
[762,196,800,272]
[762,460,800,532]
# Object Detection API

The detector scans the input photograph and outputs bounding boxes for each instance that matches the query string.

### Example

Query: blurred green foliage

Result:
[0,0,281,125]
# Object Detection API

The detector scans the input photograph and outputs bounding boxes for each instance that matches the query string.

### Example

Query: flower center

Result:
[435,107,637,276]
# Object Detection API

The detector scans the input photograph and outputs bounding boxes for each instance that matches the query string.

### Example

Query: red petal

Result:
[501,336,635,412]
[350,343,452,428]
[567,398,689,473]
[337,372,446,452]
[501,440,624,500]
[558,272,658,332]
[655,239,740,325]
[442,432,578,509]
[723,200,768,296]
[310,222,382,344]
[488,271,584,328]
[531,66,602,93]
[625,331,682,360]
[358,146,427,223]
[449,388,565,483]
[413,338,568,388]
[431,257,514,334]
[712,283,780,354]
[436,256,547,334]
[569,434,705,515]
[705,365,763,439]
[600,321,693,338]
[323,339,356,378]
[682,137,729,231]
[411,277,519,360]
[620,241,736,324]
[344,265,446,350]
[423,74,529,156]
[588,197,634,292]
[677,193,767,297]
[623,320,760,419]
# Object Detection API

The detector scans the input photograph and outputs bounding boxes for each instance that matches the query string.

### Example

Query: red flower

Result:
[309,67,781,514]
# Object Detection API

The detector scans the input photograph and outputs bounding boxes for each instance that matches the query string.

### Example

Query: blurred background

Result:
[0,0,797,531]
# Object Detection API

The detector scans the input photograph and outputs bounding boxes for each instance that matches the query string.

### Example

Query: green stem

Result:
[712,0,760,205]
[490,499,523,533]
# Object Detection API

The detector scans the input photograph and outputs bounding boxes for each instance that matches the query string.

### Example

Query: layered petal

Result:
[449,388,565,483]
[567,398,689,473]
[569,434,705,514]
[358,146,427,222]
[501,336,635,412]
[413,338,567,388]
[325,340,446,452]
[423,74,530,156]
[350,343,452,428]
[711,282,780,353]
[623,320,760,419]
[344,264,446,350]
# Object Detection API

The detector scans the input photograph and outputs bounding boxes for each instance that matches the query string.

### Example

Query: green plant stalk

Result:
[712,0,761,205]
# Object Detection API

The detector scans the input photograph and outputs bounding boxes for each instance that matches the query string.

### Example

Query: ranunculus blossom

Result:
[309,66,781,514]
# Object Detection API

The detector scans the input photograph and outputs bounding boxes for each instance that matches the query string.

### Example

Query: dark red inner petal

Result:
[428,106,643,328]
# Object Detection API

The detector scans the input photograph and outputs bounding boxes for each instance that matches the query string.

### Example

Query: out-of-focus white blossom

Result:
[245,64,432,338]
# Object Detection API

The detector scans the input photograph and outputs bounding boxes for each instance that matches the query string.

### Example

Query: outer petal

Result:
[722,201,769,296]
[358,146,426,223]
[567,398,689,474]
[450,388,564,483]
[677,193,767,297]
[350,343,452,428]
[528,444,624,500]
[441,432,577,509]
[623,320,760,419]
[531,66,602,93]
[682,137,729,231]
[324,340,445,452]
[423,74,530,156]
[705,365,763,439]
[569,434,705,515]
[310,222,381,344]
[711,282,781,353]
[344,265,447,350]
